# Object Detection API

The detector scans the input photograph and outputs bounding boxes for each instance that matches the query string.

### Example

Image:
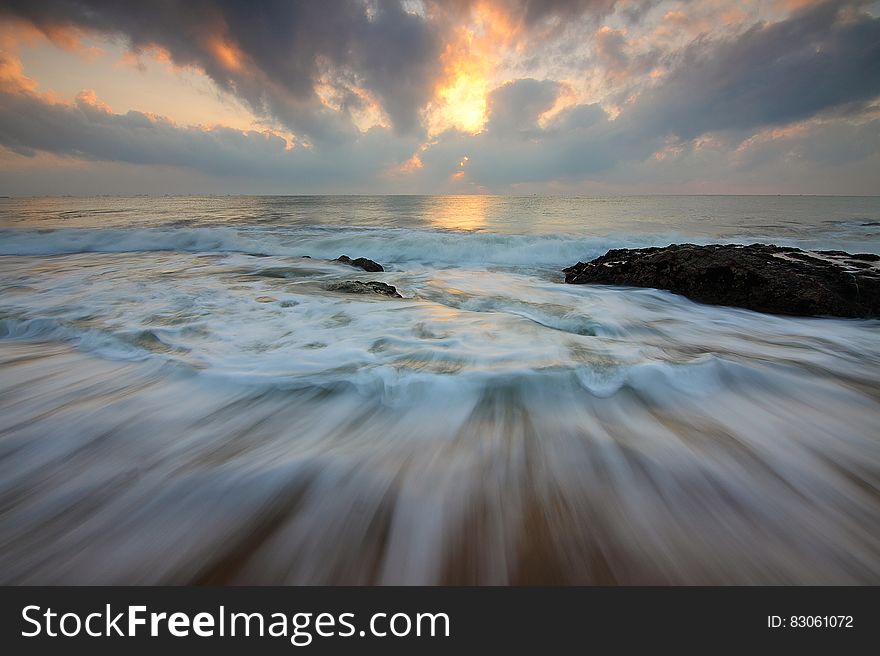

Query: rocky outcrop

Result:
[326,281,402,298]
[563,243,880,318]
[334,255,384,272]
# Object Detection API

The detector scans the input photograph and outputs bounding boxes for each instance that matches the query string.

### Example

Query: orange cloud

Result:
[0,16,103,60]
[0,53,38,93]
[400,153,424,173]
[209,37,243,72]
[75,88,113,113]
[735,122,812,155]
[390,138,437,177]
[0,18,46,52]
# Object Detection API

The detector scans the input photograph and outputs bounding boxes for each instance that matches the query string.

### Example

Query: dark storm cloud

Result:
[0,0,441,141]
[618,0,880,141]
[486,78,562,135]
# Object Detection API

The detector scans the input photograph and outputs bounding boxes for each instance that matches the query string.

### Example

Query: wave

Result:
[1,337,878,584]
[0,226,255,257]
[0,310,731,400]
[0,225,716,268]
[4,223,878,268]
[0,304,860,417]
[0,315,194,366]
[3,221,880,583]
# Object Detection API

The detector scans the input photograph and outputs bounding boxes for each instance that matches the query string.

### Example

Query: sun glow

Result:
[434,36,491,134]
[425,2,520,136]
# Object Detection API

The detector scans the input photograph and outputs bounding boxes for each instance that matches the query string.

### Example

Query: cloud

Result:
[0,0,442,142]
[732,115,880,169]
[0,68,418,188]
[0,0,878,194]
[618,0,880,141]
[0,1,636,141]
[593,26,629,75]
[486,78,562,135]
[509,0,618,26]
[401,0,880,191]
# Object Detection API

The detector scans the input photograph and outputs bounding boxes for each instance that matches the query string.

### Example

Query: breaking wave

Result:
[0,226,755,267]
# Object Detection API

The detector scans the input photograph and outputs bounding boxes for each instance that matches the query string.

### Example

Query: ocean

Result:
[1,195,879,584]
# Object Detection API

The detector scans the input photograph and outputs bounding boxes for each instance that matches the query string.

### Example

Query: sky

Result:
[0,0,878,195]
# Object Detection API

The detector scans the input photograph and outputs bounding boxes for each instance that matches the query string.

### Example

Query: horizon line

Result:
[3,193,880,199]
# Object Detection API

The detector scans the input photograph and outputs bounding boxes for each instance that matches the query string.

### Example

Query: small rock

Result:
[255,296,277,303]
[327,281,402,298]
[334,255,384,272]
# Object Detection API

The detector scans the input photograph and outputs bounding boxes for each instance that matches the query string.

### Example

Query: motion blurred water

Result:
[0,195,879,584]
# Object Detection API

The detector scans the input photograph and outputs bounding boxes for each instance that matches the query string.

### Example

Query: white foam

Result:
[0,225,676,268]
[2,222,880,584]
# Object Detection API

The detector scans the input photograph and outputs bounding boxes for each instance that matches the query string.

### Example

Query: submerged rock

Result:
[563,243,880,318]
[326,280,402,298]
[334,255,384,272]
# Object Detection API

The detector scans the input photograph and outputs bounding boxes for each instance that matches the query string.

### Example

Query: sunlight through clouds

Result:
[0,0,877,194]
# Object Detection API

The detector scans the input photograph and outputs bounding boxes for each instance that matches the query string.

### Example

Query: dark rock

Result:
[815,250,880,261]
[563,243,880,318]
[327,280,402,298]
[334,255,384,272]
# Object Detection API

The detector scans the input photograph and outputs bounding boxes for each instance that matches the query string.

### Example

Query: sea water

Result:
[0,195,878,584]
